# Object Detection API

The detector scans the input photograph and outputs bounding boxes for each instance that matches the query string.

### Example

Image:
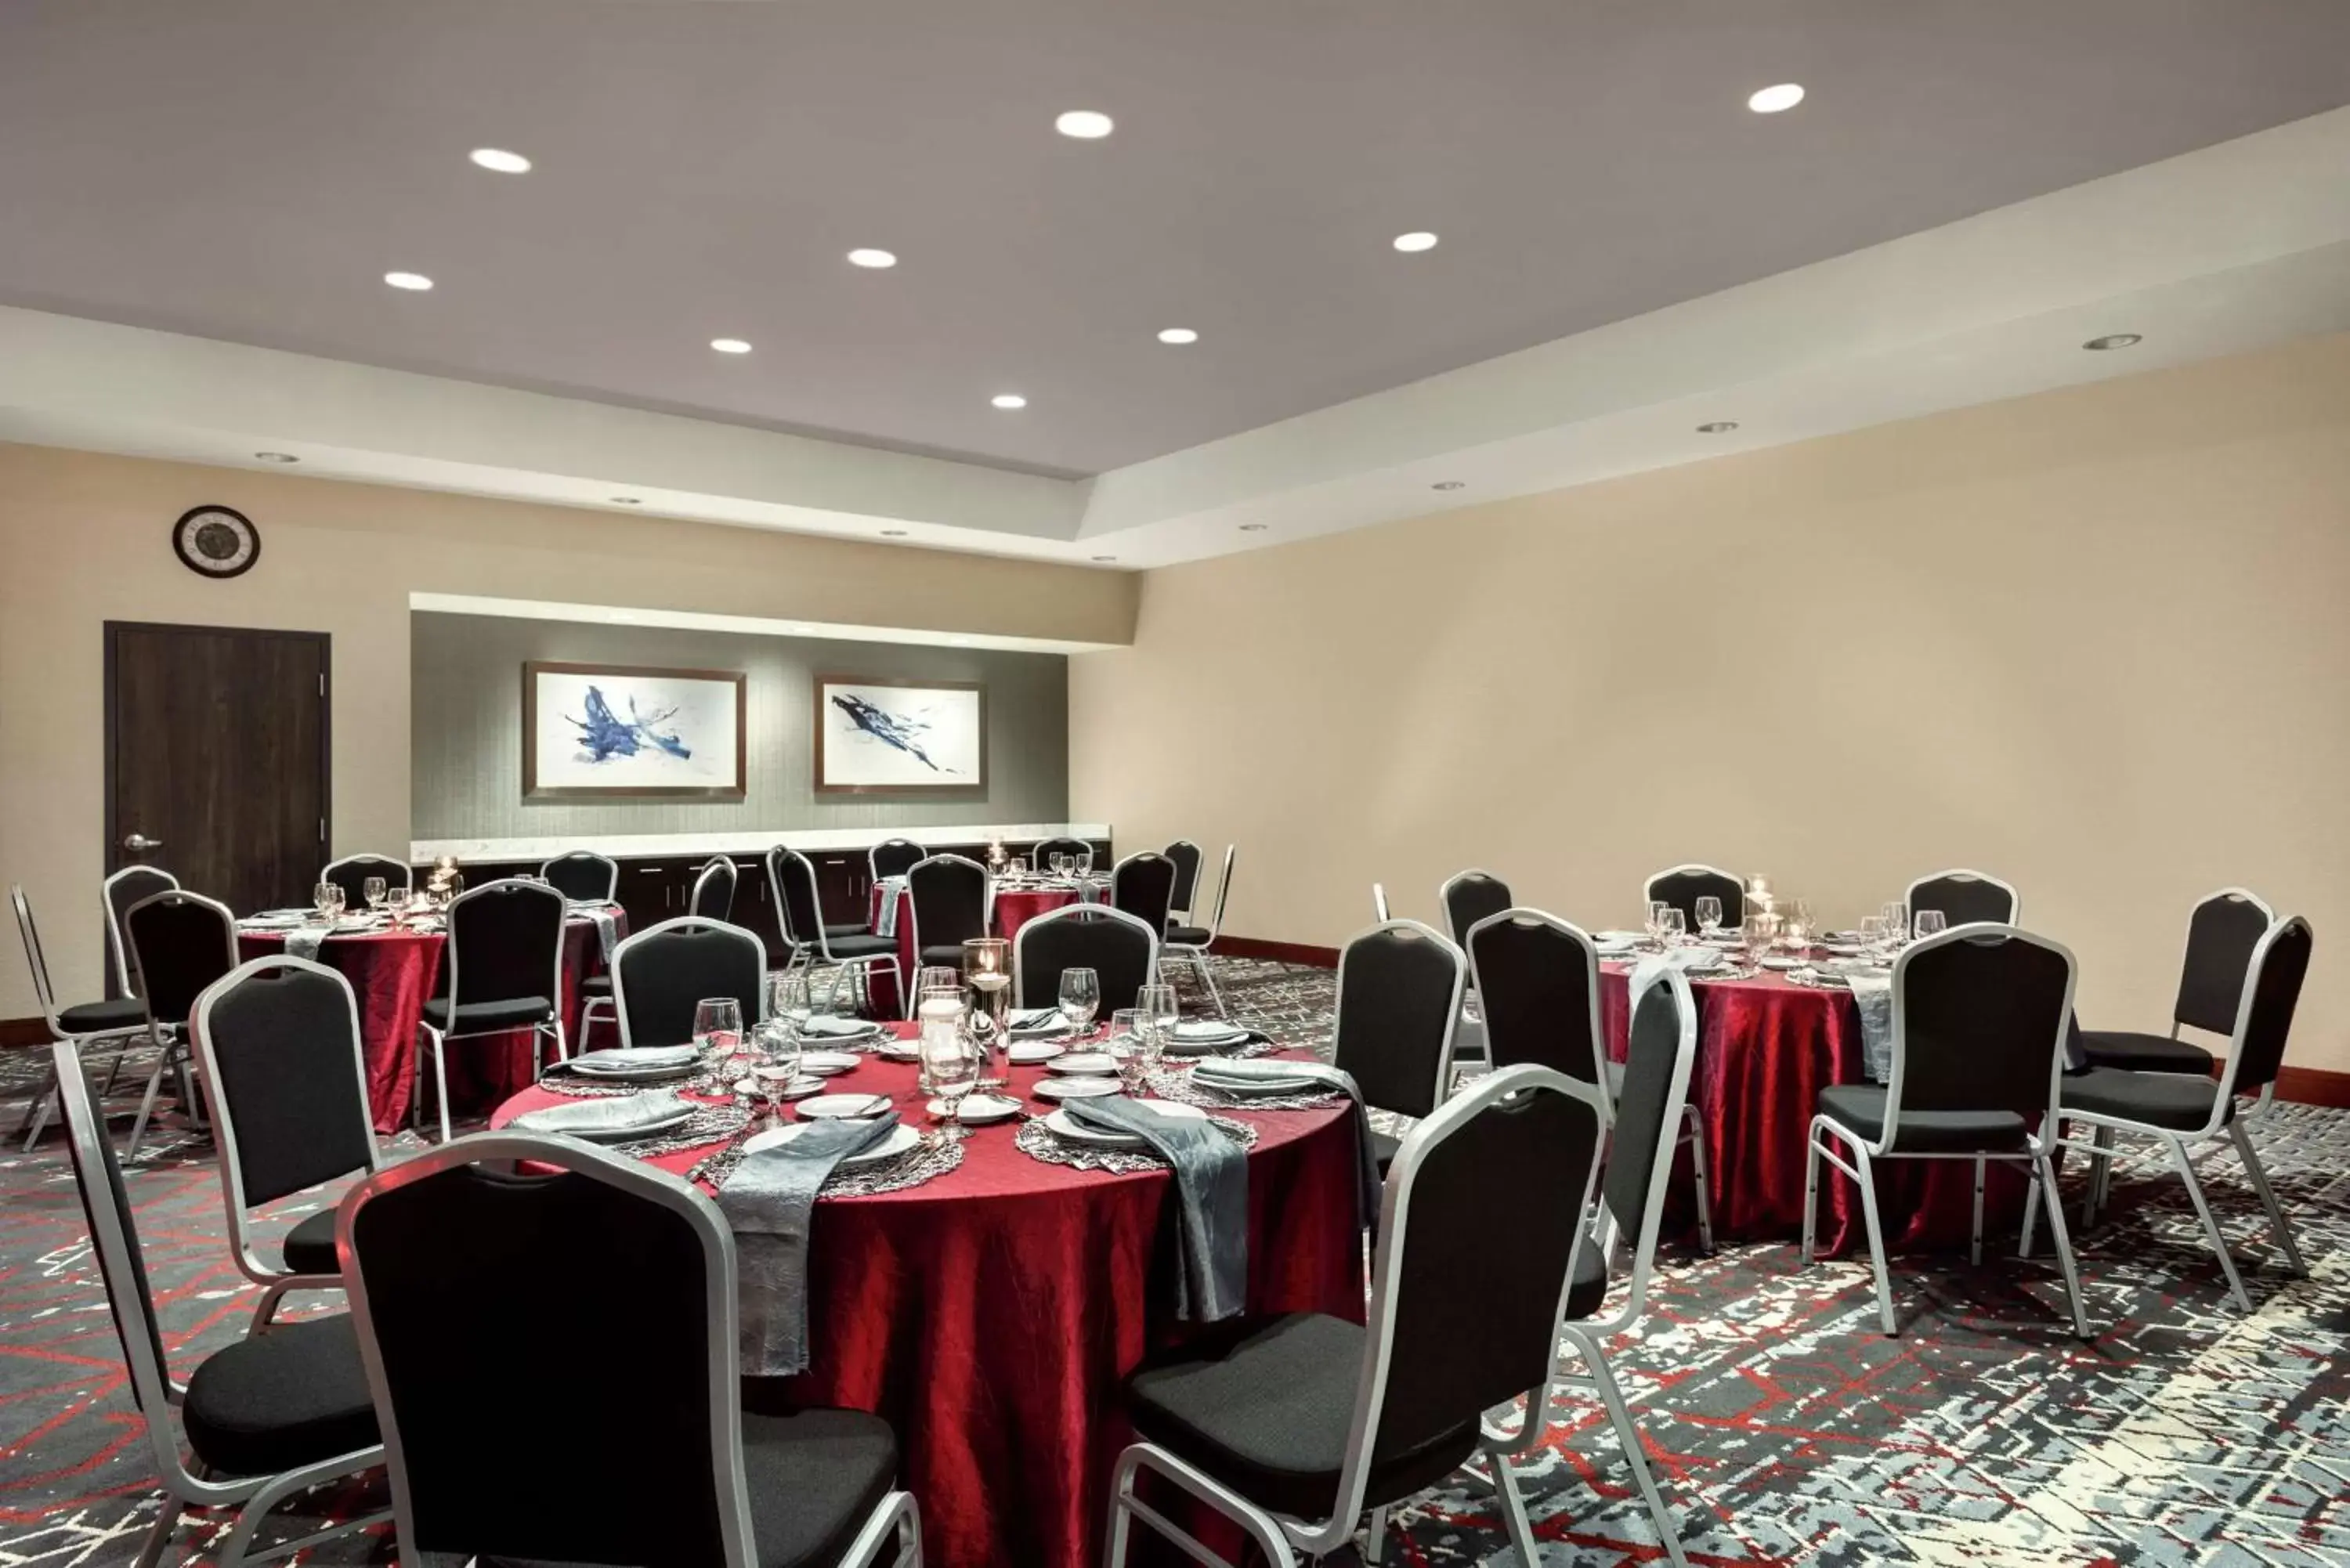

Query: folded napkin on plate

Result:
[1846,972,1896,1083]
[1009,1007,1066,1034]
[718,1112,901,1375]
[798,1014,877,1039]
[1628,945,1727,996]
[1059,1097,1247,1321]
[1191,1058,1382,1239]
[509,1088,689,1136]
[559,1044,700,1074]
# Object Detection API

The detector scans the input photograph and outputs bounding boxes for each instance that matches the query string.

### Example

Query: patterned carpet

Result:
[2,956,2344,1566]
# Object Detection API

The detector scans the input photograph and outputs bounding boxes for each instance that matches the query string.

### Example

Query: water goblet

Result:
[1914,909,1948,942]
[923,1026,979,1141]
[1658,909,1687,947]
[363,876,389,916]
[1058,966,1101,1039]
[693,996,746,1073]
[1646,901,1671,948]
[1695,895,1723,938]
[1881,901,1909,948]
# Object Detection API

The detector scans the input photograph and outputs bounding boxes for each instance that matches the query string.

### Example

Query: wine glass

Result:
[1109,1007,1150,1093]
[1658,909,1687,947]
[312,882,342,923]
[752,1021,803,1122]
[1694,895,1723,938]
[362,876,389,916]
[923,1024,979,1140]
[1058,966,1101,1038]
[1914,909,1948,942]
[693,996,745,1072]
[1859,914,1886,956]
[1881,901,1909,949]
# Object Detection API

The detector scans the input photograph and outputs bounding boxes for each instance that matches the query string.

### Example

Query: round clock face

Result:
[172,506,261,579]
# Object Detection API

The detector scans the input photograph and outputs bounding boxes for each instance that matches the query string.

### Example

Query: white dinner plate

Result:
[798,1050,863,1076]
[743,1122,921,1167]
[1049,1051,1119,1076]
[1032,1075,1123,1101]
[508,1091,696,1143]
[796,1093,895,1120]
[930,1093,1021,1125]
[1007,1040,1065,1064]
[732,1074,826,1100]
[1044,1100,1207,1148]
[1759,955,1805,970]
[874,1039,924,1061]
[1193,1071,1321,1098]
[796,1017,886,1042]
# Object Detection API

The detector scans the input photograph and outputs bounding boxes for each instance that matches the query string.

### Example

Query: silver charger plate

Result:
[508,1090,697,1143]
[1043,1100,1209,1148]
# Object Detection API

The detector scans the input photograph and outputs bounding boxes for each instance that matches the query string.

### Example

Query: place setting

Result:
[1014,990,1260,1173]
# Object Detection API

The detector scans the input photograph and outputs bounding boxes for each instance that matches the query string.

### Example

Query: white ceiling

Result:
[2,2,2347,570]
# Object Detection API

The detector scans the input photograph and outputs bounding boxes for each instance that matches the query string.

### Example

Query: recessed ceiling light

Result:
[991,393,1028,410]
[2083,333,2143,351]
[468,147,531,174]
[1055,110,1114,139]
[610,496,642,504]
[254,452,299,464]
[847,248,898,269]
[1157,327,1199,345]
[1696,421,1740,433]
[880,529,909,537]
[1431,480,1466,491]
[384,271,434,291]
[1748,83,1806,114]
[1091,555,1117,562]
[1238,523,1268,532]
[710,338,753,354]
[1392,231,1439,253]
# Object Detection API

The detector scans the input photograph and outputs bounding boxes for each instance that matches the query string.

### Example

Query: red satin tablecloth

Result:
[237,928,443,1133]
[865,883,1086,1018]
[1600,964,2034,1254]
[493,1030,1361,1568]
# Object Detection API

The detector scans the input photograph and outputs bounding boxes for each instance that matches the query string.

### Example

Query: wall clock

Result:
[172,505,261,580]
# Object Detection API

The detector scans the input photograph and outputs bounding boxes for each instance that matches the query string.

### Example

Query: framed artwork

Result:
[522,661,747,800]
[814,675,987,794]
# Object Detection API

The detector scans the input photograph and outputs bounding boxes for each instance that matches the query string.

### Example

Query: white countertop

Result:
[411,823,1112,863]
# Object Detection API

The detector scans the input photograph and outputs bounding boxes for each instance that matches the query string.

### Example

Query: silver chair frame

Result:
[905,854,992,992]
[12,883,150,1151]
[121,889,240,1164]
[51,1038,389,1568]
[1032,836,1095,875]
[1162,839,1206,922]
[1641,863,1742,913]
[538,850,620,903]
[416,877,569,1143]
[1110,850,1180,937]
[2024,914,2310,1314]
[1370,883,1390,923]
[1802,924,2088,1338]
[610,916,769,1049]
[1332,919,1467,1126]
[1012,901,1162,1010]
[1902,867,2022,927]
[867,837,928,883]
[319,854,413,901]
[776,847,903,1021]
[1161,844,1235,1018]
[104,864,183,1000]
[337,1133,920,1568]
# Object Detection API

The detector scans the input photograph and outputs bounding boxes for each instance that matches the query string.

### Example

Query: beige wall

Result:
[1072,332,2350,1075]
[0,444,1135,1015]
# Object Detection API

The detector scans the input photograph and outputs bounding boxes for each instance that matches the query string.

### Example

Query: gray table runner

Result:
[1193,1057,1382,1236]
[715,1112,899,1375]
[1061,1097,1247,1321]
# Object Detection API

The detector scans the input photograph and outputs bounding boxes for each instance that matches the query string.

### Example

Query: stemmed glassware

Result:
[694,996,747,1076]
[1881,901,1909,951]
[1859,914,1888,957]
[1646,901,1672,949]
[752,1017,804,1123]
[312,881,345,924]
[1694,895,1723,939]
[362,876,389,918]
[1914,909,1948,942]
[923,1024,980,1141]
[1109,1007,1150,1094]
[1058,966,1101,1039]
[1658,909,1687,948]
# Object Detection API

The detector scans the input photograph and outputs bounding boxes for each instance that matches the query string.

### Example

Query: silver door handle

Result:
[122,833,163,852]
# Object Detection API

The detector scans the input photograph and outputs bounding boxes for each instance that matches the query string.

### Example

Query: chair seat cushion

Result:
[279,1209,342,1275]
[181,1314,380,1478]
[421,995,555,1032]
[1817,1084,2029,1153]
[579,974,612,997]
[916,943,971,966]
[2075,1029,2214,1076]
[741,1407,898,1568]
[1165,923,1212,947]
[57,996,149,1035]
[822,933,896,959]
[825,922,873,941]
[2060,1065,2226,1133]
[1126,1313,1478,1519]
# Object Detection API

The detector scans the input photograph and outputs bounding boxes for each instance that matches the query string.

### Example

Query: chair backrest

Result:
[1197,844,1237,942]
[1439,869,1513,951]
[1464,909,1605,1098]
[868,838,926,881]
[340,1135,755,1567]
[689,857,738,922]
[1033,836,1094,873]
[12,883,63,1023]
[2217,915,2313,1100]
[321,854,412,910]
[539,851,619,904]
[1598,970,1700,1323]
[1332,920,1465,1120]
[1014,904,1159,1011]
[446,879,566,1012]
[613,919,767,1049]
[1904,869,2019,929]
[2173,887,2275,1036]
[1340,1065,1605,1530]
[125,891,239,1028]
[1111,852,1178,934]
[1641,864,1743,928]
[906,854,989,956]
[104,865,180,998]
[1163,840,1205,917]
[1371,883,1390,923]
[768,847,827,958]
[193,958,381,1266]
[1882,925,2074,1144]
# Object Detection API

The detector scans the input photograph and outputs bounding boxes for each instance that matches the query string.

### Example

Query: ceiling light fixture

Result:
[710,338,753,354]
[254,452,299,464]
[610,496,642,504]
[1431,480,1466,491]
[1238,523,1268,532]
[1696,421,1740,433]
[2083,333,2143,351]
[991,393,1028,410]
[1392,231,1439,253]
[468,147,531,173]
[1748,83,1806,114]
[847,248,898,269]
[1091,555,1117,562]
[880,529,909,537]
[1157,327,1198,345]
[1055,110,1114,139]
[384,271,434,291]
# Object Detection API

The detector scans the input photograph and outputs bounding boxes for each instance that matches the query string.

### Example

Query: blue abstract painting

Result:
[818,679,984,791]
[527,663,744,797]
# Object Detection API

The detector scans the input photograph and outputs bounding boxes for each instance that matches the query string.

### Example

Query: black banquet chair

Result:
[540,850,620,904]
[1904,869,2020,929]
[52,1036,389,1568]
[11,883,149,1151]
[1163,840,1206,923]
[338,1132,922,1567]
[2074,886,2272,1077]
[123,888,242,1162]
[770,847,901,1017]
[1437,869,1513,951]
[1101,1064,1607,1567]
[869,837,927,882]
[192,956,386,1328]
[320,854,411,911]
[1014,904,1159,1015]
[1642,864,1744,930]
[418,878,567,1142]
[612,917,768,1049]
[1111,851,1179,941]
[1803,924,2088,1338]
[691,855,740,921]
[104,862,181,998]
[906,854,991,968]
[1033,836,1094,874]
[1162,845,1235,1017]
[1331,920,1466,1174]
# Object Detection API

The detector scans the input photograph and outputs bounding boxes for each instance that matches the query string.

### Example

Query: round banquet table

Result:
[492,1029,1362,1568]
[865,882,1091,1019]
[1599,962,2034,1255]
[237,927,443,1133]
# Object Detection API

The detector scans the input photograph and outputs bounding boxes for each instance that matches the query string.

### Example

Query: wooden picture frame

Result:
[522,660,747,800]
[813,674,988,796]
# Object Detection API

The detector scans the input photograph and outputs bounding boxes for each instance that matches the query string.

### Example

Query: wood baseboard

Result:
[2,1017,53,1049]
[2274,1064,2350,1108]
[1213,935,1341,968]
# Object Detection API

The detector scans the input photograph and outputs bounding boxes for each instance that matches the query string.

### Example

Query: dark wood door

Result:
[106,622,331,918]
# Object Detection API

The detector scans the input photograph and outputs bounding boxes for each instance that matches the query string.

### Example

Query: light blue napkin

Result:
[1846,972,1896,1083]
[1061,1097,1247,1321]
[717,1112,900,1374]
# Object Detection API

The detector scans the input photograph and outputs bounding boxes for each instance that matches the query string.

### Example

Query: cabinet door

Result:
[812,853,866,926]
[734,858,788,964]
[616,860,677,933]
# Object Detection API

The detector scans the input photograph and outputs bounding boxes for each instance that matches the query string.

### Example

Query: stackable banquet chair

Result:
[320,854,411,912]
[1641,865,1744,930]
[123,889,240,1162]
[11,883,149,1150]
[1112,851,1180,941]
[690,855,740,921]
[540,850,620,903]
[1804,925,2088,1338]
[1101,1064,1607,1568]
[52,1037,389,1568]
[1015,904,1160,1014]
[1163,840,1206,923]
[1437,870,1512,952]
[1904,869,2020,929]
[1466,908,1714,1252]
[612,917,768,1049]
[104,863,179,999]
[192,956,385,1328]
[1035,835,1094,873]
[338,1134,921,1568]
[771,847,901,1018]
[868,837,927,881]
[1162,845,1235,1017]
[906,854,991,969]
[1331,921,1466,1174]
[2027,916,2313,1314]
[416,879,567,1143]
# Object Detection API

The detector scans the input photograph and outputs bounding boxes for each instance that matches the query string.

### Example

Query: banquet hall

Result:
[2,4,2347,1566]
